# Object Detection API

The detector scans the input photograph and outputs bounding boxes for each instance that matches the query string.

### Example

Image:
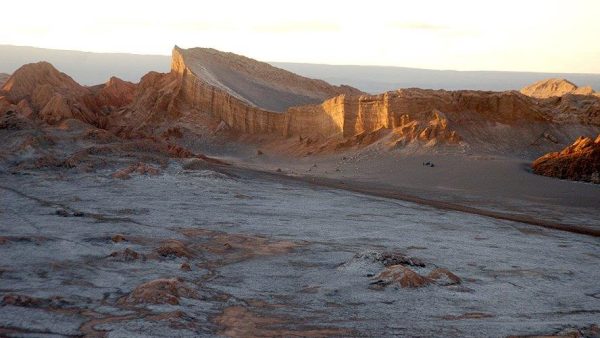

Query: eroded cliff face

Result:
[166,47,550,145]
[171,49,287,135]
[532,135,600,183]
[280,89,545,142]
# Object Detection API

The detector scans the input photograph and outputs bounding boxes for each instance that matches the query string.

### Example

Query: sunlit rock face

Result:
[161,48,600,146]
[0,62,96,125]
[0,63,136,127]
[532,134,600,183]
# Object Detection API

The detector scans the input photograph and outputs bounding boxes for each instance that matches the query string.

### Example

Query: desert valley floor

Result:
[0,45,599,337]
[1,159,599,337]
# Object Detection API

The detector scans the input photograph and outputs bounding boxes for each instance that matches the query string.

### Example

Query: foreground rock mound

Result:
[532,135,600,183]
[122,278,198,305]
[371,264,432,288]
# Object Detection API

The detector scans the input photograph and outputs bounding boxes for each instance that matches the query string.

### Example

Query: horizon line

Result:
[2,43,600,76]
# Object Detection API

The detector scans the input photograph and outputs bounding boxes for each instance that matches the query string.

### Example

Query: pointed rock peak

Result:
[107,75,121,83]
[520,78,593,98]
[105,76,134,87]
[2,61,86,102]
[171,46,187,74]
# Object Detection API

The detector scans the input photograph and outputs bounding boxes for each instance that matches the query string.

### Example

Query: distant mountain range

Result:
[2,44,600,93]
[0,45,171,85]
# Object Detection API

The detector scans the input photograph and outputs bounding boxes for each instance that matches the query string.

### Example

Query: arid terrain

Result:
[0,46,599,337]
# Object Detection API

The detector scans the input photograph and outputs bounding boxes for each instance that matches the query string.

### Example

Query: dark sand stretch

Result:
[220,163,600,237]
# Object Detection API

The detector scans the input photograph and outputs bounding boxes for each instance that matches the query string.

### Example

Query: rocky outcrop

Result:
[165,46,363,136]
[532,135,600,183]
[122,278,198,305]
[537,93,600,125]
[0,62,101,125]
[1,62,88,107]
[521,78,596,98]
[288,89,545,139]
[0,63,137,127]
[89,76,136,112]
[156,47,553,143]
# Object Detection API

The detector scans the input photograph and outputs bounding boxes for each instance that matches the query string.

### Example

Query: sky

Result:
[2,0,599,73]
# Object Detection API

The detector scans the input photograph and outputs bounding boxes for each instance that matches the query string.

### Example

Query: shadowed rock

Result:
[156,239,194,258]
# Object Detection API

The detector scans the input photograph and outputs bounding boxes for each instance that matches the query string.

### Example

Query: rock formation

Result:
[532,135,600,183]
[135,47,599,149]
[171,46,362,112]
[0,62,97,125]
[0,62,93,123]
[286,88,545,140]
[0,63,137,127]
[89,76,136,112]
[122,278,198,305]
[2,47,600,155]
[520,78,596,98]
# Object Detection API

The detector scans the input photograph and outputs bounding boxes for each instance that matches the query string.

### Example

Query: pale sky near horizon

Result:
[2,0,599,73]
